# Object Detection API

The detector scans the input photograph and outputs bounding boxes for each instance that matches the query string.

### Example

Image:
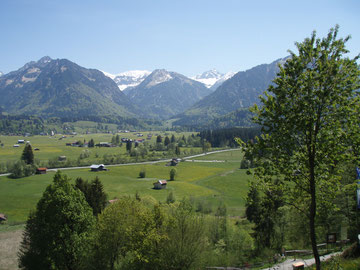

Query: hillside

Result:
[0,57,139,118]
[173,57,288,126]
[126,69,213,119]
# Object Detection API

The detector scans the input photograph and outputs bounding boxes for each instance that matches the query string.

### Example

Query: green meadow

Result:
[0,149,251,224]
[0,131,200,164]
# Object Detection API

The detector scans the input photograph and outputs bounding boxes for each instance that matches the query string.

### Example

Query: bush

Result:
[170,168,176,181]
[139,169,146,178]
[9,160,36,178]
[342,242,360,259]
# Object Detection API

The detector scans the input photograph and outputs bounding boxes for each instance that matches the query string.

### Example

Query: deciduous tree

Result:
[242,25,360,269]
[18,171,95,270]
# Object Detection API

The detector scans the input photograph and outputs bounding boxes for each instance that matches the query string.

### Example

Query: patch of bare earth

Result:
[0,229,23,270]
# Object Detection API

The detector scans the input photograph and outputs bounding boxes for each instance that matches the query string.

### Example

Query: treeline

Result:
[19,171,256,270]
[172,108,255,131]
[0,113,164,135]
[199,127,261,147]
[0,115,45,135]
[59,115,163,130]
[243,161,360,252]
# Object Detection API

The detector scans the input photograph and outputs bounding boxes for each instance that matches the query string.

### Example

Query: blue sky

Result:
[1,0,359,76]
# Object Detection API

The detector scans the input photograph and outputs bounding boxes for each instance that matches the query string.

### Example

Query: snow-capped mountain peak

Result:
[0,71,3,77]
[192,69,234,89]
[145,69,173,88]
[102,70,151,90]
[195,69,223,80]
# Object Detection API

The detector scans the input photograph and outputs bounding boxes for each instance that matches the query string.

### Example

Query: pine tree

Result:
[21,143,34,165]
[164,136,170,146]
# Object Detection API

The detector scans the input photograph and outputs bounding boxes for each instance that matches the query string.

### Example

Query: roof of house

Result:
[90,164,105,169]
[0,213,6,220]
[153,180,167,185]
[37,167,47,171]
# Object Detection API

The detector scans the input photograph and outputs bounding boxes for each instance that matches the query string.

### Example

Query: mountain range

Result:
[0,56,286,129]
[0,57,138,118]
[191,69,235,90]
[102,70,151,91]
[172,57,287,127]
[125,69,212,119]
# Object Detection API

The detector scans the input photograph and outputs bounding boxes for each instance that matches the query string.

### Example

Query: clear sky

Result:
[1,0,359,76]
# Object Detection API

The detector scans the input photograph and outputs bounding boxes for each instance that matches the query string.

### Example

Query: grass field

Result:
[0,149,249,270]
[0,131,201,165]
[0,149,249,224]
[192,149,244,162]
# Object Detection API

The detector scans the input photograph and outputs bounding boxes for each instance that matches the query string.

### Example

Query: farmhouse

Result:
[98,142,111,147]
[36,167,47,174]
[166,158,179,166]
[153,180,167,189]
[90,164,107,172]
[58,156,67,161]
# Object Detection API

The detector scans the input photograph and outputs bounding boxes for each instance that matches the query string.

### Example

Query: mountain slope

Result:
[126,69,213,119]
[173,57,287,126]
[0,57,139,118]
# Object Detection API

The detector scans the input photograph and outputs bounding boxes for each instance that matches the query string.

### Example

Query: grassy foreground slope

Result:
[0,150,250,224]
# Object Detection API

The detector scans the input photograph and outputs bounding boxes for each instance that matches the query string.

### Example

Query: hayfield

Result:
[0,150,250,224]
[0,131,200,165]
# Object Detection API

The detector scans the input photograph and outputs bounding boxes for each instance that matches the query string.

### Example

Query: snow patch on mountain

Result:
[145,69,172,87]
[192,69,234,89]
[102,70,151,90]
[210,71,236,90]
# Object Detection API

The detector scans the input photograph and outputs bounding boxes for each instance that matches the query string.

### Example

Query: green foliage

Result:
[156,199,207,270]
[75,176,108,216]
[139,169,146,178]
[245,25,360,269]
[92,197,163,270]
[88,138,95,148]
[21,143,34,165]
[169,168,177,181]
[9,160,36,179]
[202,141,211,153]
[175,145,181,155]
[171,134,176,143]
[18,171,95,270]
[166,191,175,204]
[164,136,170,146]
[126,141,132,152]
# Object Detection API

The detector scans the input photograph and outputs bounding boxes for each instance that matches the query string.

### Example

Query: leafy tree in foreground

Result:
[241,26,360,269]
[18,171,95,270]
[21,143,34,165]
[92,197,162,270]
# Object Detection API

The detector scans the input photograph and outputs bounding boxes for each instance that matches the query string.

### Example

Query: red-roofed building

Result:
[36,168,47,174]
